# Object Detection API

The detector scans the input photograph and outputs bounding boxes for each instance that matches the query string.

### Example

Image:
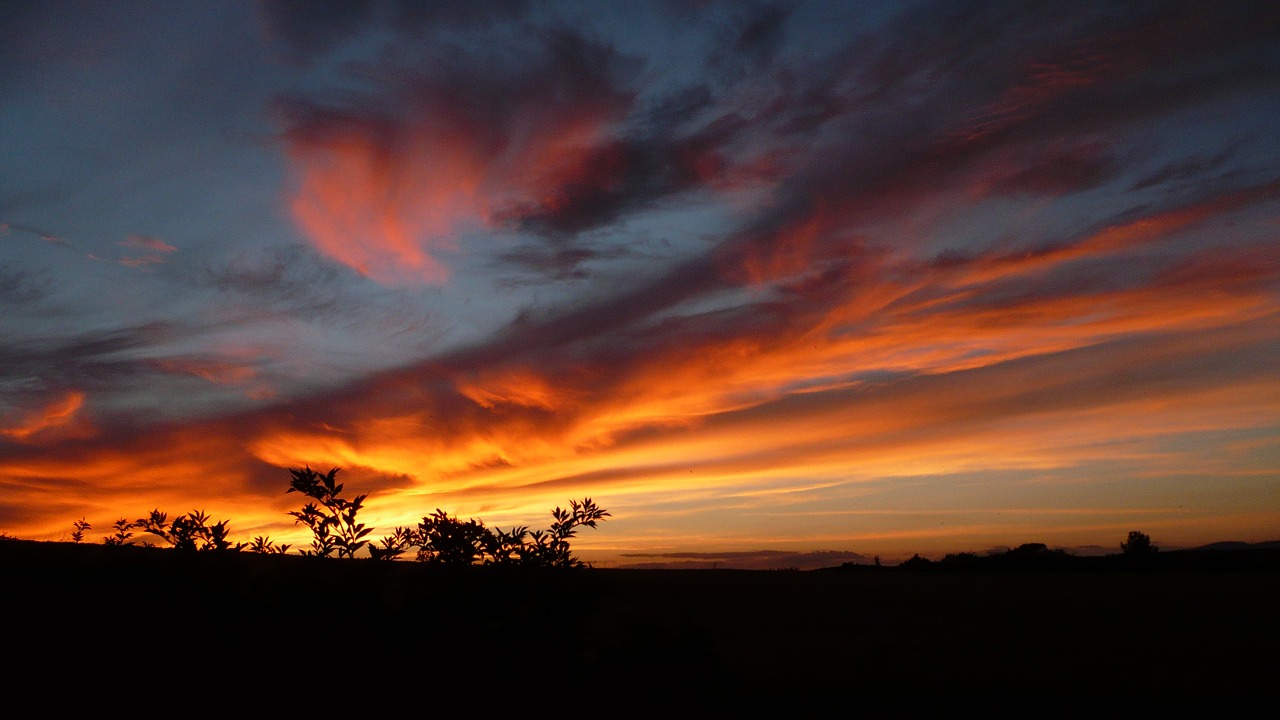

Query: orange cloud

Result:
[118,235,177,253]
[116,234,177,268]
[0,391,90,442]
[285,107,628,285]
[287,125,479,285]
[280,34,633,285]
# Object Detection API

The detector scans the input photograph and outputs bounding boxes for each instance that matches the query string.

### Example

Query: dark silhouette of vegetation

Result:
[70,518,90,543]
[60,465,609,567]
[1122,530,1157,556]
[414,508,491,565]
[276,466,610,566]
[408,497,610,568]
[104,518,134,546]
[287,466,371,558]
[247,535,291,554]
[531,497,612,567]
[884,533,1181,572]
[368,526,414,561]
[900,553,932,569]
[135,509,239,552]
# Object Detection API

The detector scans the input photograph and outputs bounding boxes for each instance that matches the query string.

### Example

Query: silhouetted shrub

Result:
[407,497,611,568]
[104,518,134,546]
[287,466,371,558]
[275,466,610,564]
[247,536,291,554]
[368,526,414,561]
[516,498,610,568]
[134,509,239,551]
[57,465,610,565]
[414,509,491,565]
[70,518,90,543]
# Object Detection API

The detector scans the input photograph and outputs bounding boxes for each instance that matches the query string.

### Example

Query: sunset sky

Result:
[2,1,1277,568]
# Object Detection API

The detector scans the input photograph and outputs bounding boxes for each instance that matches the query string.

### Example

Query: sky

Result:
[2,0,1278,568]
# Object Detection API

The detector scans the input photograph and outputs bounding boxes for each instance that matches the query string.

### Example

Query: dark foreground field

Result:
[4,540,1277,709]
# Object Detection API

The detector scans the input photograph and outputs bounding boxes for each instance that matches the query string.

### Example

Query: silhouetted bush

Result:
[408,497,610,568]
[287,466,372,558]
[89,465,611,567]
[104,518,134,546]
[247,535,290,554]
[135,509,239,552]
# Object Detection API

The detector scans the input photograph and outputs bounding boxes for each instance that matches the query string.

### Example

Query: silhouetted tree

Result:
[900,554,932,569]
[939,551,982,567]
[1121,530,1157,556]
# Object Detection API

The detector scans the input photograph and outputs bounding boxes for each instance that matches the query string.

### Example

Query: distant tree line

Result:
[888,532,1161,571]
[63,466,609,569]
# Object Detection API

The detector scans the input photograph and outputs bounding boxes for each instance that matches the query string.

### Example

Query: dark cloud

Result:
[494,131,742,239]
[0,323,175,395]
[694,0,1280,287]
[638,84,716,133]
[987,141,1121,196]
[0,268,50,304]
[390,0,530,33]
[494,244,637,285]
[1130,146,1243,192]
[734,5,790,61]
[258,0,531,63]
[257,0,379,62]
[202,244,345,321]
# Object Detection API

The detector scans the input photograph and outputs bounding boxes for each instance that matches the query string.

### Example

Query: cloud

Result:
[118,235,177,267]
[0,390,90,442]
[0,324,170,392]
[257,0,530,63]
[119,255,169,268]
[118,235,177,253]
[277,27,638,285]
[201,244,350,322]
[146,357,258,386]
[0,268,50,304]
